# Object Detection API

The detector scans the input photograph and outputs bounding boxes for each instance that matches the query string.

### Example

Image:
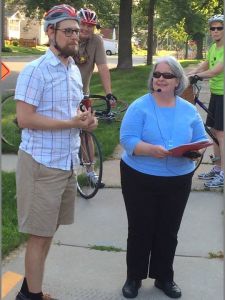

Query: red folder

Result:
[169,140,213,157]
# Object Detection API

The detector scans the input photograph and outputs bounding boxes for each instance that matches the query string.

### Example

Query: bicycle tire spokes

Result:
[76,131,103,199]
[89,95,111,116]
[110,99,128,121]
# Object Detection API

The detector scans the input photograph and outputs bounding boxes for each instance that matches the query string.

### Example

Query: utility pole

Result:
[1,0,5,51]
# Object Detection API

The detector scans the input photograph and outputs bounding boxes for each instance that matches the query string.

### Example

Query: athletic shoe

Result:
[42,294,58,300]
[198,167,220,180]
[204,173,224,188]
[87,171,105,188]
[15,292,58,300]
[15,292,30,300]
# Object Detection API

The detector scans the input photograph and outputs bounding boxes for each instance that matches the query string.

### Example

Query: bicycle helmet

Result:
[208,14,224,25]
[44,4,79,32]
[78,8,98,26]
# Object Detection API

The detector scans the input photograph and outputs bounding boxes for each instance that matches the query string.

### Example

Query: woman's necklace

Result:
[153,96,177,149]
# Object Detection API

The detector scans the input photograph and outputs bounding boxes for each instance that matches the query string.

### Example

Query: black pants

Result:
[206,94,224,131]
[120,160,193,282]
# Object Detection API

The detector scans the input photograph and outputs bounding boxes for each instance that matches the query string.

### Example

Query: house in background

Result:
[4,7,116,47]
[100,28,118,40]
[4,8,48,46]
[4,9,23,40]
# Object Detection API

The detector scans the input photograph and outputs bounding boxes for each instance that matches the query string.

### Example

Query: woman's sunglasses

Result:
[153,72,177,79]
[210,26,223,31]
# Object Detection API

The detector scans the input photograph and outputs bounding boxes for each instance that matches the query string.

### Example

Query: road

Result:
[2,55,146,94]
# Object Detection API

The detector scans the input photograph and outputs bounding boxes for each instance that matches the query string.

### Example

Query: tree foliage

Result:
[4,0,224,62]
[6,0,119,28]
[156,0,223,58]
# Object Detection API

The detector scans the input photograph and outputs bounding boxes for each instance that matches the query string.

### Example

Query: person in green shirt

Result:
[188,14,224,188]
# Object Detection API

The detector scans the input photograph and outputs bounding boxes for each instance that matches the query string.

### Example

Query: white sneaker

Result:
[87,171,98,185]
[87,172,105,188]
[204,173,224,188]
[198,167,220,180]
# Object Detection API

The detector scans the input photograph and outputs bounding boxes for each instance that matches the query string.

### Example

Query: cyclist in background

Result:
[188,14,224,188]
[74,7,117,187]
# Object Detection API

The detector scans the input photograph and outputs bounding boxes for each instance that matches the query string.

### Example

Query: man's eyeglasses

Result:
[153,72,177,79]
[56,28,80,37]
[210,26,223,31]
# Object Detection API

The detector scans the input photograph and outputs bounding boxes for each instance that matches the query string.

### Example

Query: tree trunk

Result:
[153,32,157,55]
[117,0,132,69]
[193,32,204,59]
[146,0,156,65]
[184,38,188,59]
[195,37,203,59]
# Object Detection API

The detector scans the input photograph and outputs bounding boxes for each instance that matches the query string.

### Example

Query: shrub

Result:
[2,47,13,52]
[12,41,19,46]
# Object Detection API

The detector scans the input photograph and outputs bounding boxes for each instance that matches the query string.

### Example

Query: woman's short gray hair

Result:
[148,56,189,96]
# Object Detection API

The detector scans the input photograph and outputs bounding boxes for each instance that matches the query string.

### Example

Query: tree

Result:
[146,0,156,65]
[132,0,157,65]
[8,0,119,26]
[156,0,222,59]
[117,0,132,69]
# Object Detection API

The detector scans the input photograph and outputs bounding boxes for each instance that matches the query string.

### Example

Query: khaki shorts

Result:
[16,150,76,237]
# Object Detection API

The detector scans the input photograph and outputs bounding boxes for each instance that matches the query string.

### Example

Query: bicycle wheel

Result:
[2,92,21,150]
[110,99,128,121]
[89,94,111,116]
[193,150,205,172]
[76,130,103,199]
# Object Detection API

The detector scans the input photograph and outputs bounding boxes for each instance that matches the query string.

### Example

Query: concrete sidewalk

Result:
[2,188,224,300]
[2,145,223,192]
[2,144,224,300]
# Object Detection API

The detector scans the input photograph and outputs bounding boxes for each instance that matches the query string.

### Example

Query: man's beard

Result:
[56,44,79,58]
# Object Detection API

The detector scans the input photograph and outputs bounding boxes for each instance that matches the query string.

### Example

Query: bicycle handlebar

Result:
[189,75,203,85]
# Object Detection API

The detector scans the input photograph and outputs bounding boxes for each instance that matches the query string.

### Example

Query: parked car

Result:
[103,38,118,55]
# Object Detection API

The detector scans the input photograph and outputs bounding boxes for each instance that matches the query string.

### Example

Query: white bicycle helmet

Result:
[78,8,98,25]
[208,14,224,25]
[44,4,79,32]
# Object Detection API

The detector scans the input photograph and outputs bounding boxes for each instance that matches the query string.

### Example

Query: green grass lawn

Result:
[2,172,27,257]
[2,60,200,257]
[2,45,47,56]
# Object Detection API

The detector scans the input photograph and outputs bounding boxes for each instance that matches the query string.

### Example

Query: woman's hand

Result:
[149,145,171,158]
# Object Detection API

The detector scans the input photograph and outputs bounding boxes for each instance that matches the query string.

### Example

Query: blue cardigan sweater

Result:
[120,93,207,176]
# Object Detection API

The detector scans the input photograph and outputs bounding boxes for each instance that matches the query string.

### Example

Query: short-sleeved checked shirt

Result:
[15,49,83,170]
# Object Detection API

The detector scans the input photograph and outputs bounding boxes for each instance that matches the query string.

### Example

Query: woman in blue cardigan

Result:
[120,56,207,299]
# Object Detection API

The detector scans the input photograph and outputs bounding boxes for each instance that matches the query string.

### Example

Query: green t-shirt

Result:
[207,43,224,95]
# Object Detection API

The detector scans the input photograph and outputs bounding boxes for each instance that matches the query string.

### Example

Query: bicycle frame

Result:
[192,82,219,146]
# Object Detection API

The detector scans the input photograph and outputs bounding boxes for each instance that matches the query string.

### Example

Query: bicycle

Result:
[76,94,128,199]
[181,75,219,171]
[85,94,128,122]
[1,92,128,198]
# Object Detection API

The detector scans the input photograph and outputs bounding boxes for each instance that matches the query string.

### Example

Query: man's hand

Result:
[71,107,98,130]
[106,93,117,107]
